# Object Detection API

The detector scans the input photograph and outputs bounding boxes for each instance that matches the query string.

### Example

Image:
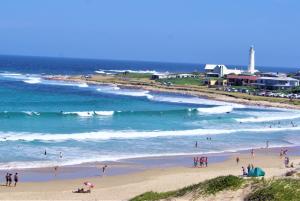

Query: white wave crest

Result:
[63,111,114,117]
[235,113,300,123]
[197,106,233,114]
[22,111,40,116]
[96,88,153,99]
[77,83,89,88]
[94,111,114,116]
[95,69,168,75]
[148,95,245,108]
[1,126,300,142]
[23,77,41,84]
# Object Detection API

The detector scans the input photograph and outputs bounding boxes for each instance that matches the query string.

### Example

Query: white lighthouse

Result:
[248,46,255,74]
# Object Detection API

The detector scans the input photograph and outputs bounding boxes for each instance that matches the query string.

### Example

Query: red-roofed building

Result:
[226,74,258,86]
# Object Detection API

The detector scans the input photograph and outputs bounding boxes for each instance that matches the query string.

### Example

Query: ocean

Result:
[0,55,300,169]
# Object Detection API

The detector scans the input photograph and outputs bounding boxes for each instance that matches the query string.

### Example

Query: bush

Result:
[202,175,244,195]
[129,175,244,201]
[246,179,300,201]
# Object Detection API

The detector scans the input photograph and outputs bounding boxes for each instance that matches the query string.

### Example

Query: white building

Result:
[204,64,242,77]
[248,46,256,74]
[255,76,299,90]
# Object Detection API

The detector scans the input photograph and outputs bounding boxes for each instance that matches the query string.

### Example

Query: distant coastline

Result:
[46,74,300,110]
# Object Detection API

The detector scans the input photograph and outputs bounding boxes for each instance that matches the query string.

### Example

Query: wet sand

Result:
[0,146,298,200]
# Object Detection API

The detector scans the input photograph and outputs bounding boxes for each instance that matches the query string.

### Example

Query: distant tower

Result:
[248,46,255,74]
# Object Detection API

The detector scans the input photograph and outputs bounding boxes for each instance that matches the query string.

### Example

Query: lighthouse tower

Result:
[248,46,255,74]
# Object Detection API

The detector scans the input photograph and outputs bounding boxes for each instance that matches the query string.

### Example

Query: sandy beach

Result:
[0,147,298,201]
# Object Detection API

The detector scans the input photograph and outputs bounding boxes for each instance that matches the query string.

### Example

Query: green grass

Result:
[116,73,152,79]
[129,175,244,201]
[246,179,300,201]
[158,77,205,86]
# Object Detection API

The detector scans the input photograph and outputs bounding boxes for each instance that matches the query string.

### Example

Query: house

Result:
[204,64,242,77]
[151,73,198,80]
[255,76,299,90]
[204,78,227,86]
[226,74,258,86]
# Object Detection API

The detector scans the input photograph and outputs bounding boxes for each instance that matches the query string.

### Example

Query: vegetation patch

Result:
[246,179,300,201]
[158,77,205,86]
[129,175,244,201]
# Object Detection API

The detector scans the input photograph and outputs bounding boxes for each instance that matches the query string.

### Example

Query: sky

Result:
[0,0,299,67]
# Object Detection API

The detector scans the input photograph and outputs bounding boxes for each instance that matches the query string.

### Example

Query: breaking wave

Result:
[1,126,300,142]
[196,105,233,114]
[235,113,300,123]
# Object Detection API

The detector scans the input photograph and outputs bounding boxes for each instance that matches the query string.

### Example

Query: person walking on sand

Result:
[5,173,9,186]
[205,157,208,167]
[236,157,240,165]
[8,174,12,186]
[54,166,58,176]
[14,173,18,187]
[102,164,108,175]
[247,164,251,174]
[251,149,254,157]
[193,157,198,167]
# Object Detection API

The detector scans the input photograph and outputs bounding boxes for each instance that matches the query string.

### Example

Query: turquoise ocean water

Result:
[0,55,300,169]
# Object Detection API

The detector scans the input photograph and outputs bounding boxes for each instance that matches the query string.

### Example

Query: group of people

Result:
[5,173,18,187]
[193,157,208,168]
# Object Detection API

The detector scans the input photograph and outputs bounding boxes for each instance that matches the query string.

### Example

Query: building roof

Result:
[204,64,226,70]
[226,75,258,80]
[257,76,299,81]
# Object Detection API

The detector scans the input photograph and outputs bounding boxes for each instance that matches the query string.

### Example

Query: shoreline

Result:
[0,146,298,200]
[46,74,300,110]
[2,145,298,182]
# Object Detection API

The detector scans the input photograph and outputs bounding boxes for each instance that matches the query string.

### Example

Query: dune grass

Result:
[246,178,300,201]
[129,175,244,201]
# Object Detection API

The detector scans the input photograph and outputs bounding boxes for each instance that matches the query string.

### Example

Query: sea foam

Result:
[197,105,233,114]
[1,126,300,142]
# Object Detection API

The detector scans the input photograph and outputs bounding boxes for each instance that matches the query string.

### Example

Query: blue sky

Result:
[0,0,299,67]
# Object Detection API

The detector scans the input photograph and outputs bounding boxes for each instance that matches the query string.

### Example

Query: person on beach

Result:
[204,157,208,167]
[251,149,254,157]
[266,140,269,149]
[193,157,198,167]
[8,174,12,186]
[236,157,240,165]
[284,157,290,168]
[280,149,283,158]
[242,167,247,176]
[5,173,9,186]
[14,173,18,187]
[54,166,58,176]
[199,157,203,167]
[102,164,108,175]
[247,164,251,174]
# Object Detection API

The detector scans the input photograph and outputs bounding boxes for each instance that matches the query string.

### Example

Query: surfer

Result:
[44,149,47,156]
[59,152,63,159]
[195,141,198,148]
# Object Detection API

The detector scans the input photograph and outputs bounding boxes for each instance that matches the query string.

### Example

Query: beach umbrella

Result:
[84,181,94,188]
